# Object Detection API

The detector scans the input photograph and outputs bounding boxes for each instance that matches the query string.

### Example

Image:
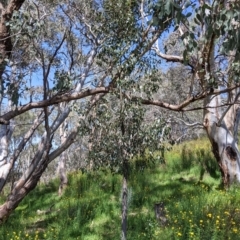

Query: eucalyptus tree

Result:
[139,0,240,186]
[83,93,170,240]
[0,0,239,224]
[0,0,175,222]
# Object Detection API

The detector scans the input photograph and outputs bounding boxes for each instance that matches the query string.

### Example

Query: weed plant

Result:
[0,138,240,239]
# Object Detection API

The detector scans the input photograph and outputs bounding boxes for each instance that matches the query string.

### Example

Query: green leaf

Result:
[183,50,188,63]
[184,0,192,9]
[164,1,172,15]
[196,13,202,23]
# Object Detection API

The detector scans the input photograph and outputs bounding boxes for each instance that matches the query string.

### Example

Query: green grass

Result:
[1,137,240,239]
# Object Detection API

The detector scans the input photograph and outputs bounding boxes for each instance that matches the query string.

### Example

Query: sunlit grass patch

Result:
[1,137,240,239]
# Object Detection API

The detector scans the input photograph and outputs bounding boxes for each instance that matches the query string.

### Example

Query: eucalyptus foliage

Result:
[84,93,170,173]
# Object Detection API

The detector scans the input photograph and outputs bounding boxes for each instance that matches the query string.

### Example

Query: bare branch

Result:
[169,117,203,127]
[152,46,184,63]
[44,31,67,88]
[0,87,110,124]
[137,85,240,112]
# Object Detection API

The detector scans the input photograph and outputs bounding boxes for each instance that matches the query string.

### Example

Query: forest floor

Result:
[1,138,240,239]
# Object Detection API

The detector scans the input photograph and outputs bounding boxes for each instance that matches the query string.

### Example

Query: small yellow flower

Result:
[177,232,182,236]
[207,213,212,218]
[233,228,238,233]
[200,220,203,223]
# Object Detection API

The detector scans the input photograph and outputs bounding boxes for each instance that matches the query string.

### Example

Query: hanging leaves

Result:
[84,93,170,173]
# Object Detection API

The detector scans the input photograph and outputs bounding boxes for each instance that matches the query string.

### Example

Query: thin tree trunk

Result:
[0,125,12,187]
[121,159,128,240]
[58,118,68,196]
[0,0,26,189]
[58,157,68,196]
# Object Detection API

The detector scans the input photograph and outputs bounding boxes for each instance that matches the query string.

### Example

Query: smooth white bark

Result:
[58,117,68,195]
[204,93,240,185]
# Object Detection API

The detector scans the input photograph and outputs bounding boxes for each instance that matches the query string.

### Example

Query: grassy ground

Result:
[1,138,240,239]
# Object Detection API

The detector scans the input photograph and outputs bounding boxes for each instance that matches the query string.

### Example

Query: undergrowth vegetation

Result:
[1,138,240,239]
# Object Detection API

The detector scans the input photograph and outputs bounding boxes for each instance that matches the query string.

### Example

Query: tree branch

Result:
[152,46,184,63]
[169,117,203,127]
[0,87,110,124]
[136,84,240,112]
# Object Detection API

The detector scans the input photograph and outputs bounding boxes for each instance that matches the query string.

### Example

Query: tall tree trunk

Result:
[58,156,68,196]
[0,0,26,188]
[0,125,12,189]
[121,160,128,240]
[203,91,240,186]
[58,118,68,196]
